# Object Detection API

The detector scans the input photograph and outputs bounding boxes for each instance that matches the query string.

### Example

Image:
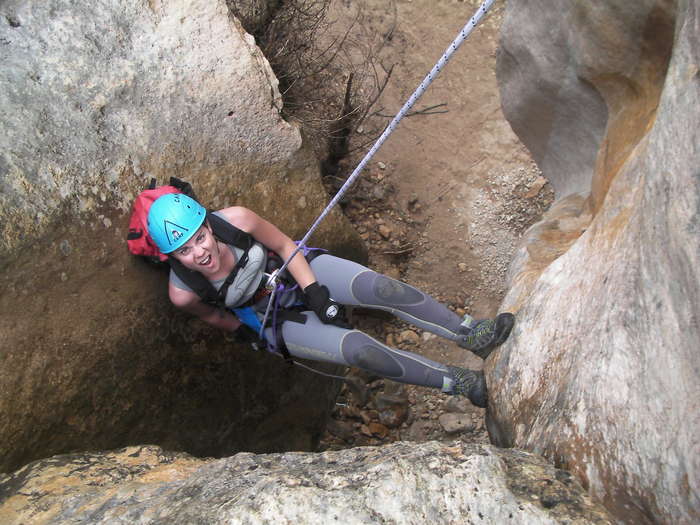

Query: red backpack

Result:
[126,177,196,263]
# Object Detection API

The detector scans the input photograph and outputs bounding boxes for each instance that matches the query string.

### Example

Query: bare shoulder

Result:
[215,206,259,232]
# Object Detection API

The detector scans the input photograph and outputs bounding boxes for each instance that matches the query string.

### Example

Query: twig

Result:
[376,102,449,118]
[381,244,414,255]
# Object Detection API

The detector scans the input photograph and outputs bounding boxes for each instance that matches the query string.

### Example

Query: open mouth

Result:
[198,254,212,266]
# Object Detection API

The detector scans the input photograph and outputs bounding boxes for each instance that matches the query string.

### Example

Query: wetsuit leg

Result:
[264,311,459,392]
[310,254,464,341]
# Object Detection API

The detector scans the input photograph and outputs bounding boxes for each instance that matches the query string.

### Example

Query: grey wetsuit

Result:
[267,254,465,393]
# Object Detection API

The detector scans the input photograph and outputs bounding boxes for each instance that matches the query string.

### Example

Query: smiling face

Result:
[169,222,223,275]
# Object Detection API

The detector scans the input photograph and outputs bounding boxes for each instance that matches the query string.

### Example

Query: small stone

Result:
[372,186,388,200]
[443,396,473,413]
[378,225,392,239]
[524,176,548,198]
[359,424,373,437]
[421,332,436,341]
[344,376,371,407]
[102,217,112,228]
[458,263,468,272]
[375,393,409,428]
[60,272,68,282]
[378,161,387,170]
[59,240,71,256]
[399,329,420,345]
[438,413,476,434]
[360,411,373,425]
[368,422,389,438]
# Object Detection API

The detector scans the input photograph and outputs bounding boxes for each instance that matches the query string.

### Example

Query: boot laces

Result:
[464,319,495,347]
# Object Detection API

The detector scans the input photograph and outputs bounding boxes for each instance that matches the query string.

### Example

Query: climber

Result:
[147,193,514,407]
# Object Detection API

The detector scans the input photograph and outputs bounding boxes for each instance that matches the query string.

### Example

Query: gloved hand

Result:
[303,282,343,324]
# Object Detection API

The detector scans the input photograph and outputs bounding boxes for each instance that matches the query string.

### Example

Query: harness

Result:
[234,245,328,363]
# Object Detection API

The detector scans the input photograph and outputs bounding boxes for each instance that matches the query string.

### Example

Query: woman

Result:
[147,193,514,407]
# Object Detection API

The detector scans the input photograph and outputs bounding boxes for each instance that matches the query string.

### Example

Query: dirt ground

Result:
[316,0,553,449]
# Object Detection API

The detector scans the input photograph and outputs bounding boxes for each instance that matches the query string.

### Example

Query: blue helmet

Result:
[147,193,206,253]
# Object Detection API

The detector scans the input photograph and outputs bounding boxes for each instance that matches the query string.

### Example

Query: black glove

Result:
[303,282,343,324]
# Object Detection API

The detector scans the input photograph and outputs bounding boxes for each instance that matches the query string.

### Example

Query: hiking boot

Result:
[446,366,487,408]
[456,312,515,359]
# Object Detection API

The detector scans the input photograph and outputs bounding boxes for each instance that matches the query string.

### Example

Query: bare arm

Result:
[217,206,317,290]
[169,282,242,332]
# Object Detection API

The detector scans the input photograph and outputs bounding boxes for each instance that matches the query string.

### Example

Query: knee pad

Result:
[352,272,424,307]
[341,331,404,378]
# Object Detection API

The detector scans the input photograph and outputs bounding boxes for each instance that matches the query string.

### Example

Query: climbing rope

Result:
[260,0,498,337]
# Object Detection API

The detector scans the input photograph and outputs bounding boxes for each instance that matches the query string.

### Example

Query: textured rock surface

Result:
[0,0,364,473]
[491,1,699,523]
[0,443,614,524]
[497,0,676,200]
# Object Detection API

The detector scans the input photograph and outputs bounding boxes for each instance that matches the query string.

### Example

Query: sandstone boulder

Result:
[0,442,614,524]
[497,0,676,201]
[491,1,699,523]
[0,0,364,473]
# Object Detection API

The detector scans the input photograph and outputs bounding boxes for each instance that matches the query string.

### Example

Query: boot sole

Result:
[492,313,515,347]
[470,370,487,408]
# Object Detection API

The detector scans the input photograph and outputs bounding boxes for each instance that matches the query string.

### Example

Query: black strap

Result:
[265,309,307,363]
[207,213,252,249]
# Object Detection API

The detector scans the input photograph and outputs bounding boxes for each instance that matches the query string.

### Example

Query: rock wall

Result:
[497,0,676,201]
[0,0,364,473]
[0,442,614,524]
[491,0,698,523]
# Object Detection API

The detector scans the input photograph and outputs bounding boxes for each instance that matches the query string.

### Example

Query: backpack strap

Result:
[207,212,253,251]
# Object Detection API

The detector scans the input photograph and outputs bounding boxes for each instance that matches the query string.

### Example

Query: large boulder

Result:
[497,0,676,201]
[490,0,699,523]
[0,0,364,474]
[0,442,614,524]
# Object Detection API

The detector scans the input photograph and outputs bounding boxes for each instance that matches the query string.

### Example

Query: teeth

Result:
[200,255,210,265]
